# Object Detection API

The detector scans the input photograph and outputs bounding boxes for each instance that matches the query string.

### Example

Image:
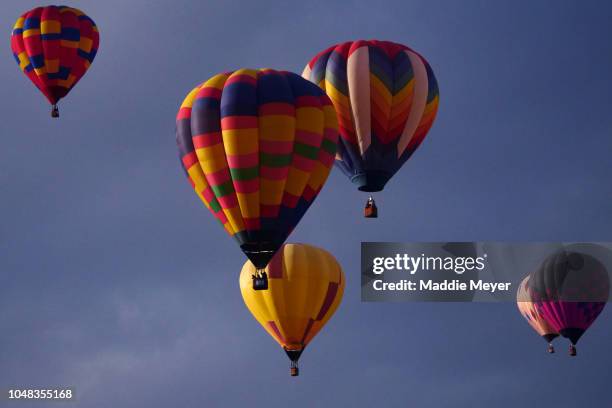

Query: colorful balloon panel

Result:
[11,5,99,106]
[239,243,345,353]
[303,40,439,192]
[176,70,338,268]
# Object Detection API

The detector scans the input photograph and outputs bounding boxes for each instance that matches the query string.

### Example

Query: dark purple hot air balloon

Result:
[529,245,610,356]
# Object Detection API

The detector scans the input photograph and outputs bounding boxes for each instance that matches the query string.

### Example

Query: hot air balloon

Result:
[529,248,610,356]
[516,275,559,353]
[10,5,99,117]
[239,243,345,376]
[303,40,439,217]
[176,69,338,289]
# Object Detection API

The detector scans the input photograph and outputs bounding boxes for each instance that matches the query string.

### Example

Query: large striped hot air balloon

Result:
[303,40,439,217]
[10,5,99,117]
[516,275,559,353]
[239,243,345,376]
[176,69,338,287]
[529,247,610,356]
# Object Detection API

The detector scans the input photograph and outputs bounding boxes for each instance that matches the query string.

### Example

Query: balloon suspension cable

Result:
[290,360,299,377]
[252,267,268,291]
[51,104,59,118]
[547,344,555,354]
[569,344,577,357]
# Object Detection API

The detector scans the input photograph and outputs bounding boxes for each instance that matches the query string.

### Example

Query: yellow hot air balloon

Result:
[239,243,345,376]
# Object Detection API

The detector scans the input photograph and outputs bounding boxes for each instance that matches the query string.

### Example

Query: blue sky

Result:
[1,1,611,407]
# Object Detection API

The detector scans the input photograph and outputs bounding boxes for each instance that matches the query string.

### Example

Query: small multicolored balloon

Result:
[529,248,609,356]
[10,5,99,117]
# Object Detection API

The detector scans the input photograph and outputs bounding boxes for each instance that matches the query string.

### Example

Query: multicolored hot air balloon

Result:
[176,69,338,288]
[517,275,559,353]
[239,243,345,376]
[303,40,439,217]
[10,5,99,117]
[529,248,610,356]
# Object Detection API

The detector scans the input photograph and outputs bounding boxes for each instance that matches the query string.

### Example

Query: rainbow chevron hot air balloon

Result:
[176,69,338,282]
[303,40,438,217]
[10,5,99,117]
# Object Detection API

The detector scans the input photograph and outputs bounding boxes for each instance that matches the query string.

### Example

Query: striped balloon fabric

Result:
[303,40,439,192]
[10,5,99,114]
[176,69,338,269]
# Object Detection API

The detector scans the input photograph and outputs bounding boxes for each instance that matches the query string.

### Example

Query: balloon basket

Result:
[51,104,59,118]
[252,274,268,291]
[547,344,555,354]
[364,206,377,218]
[569,344,576,357]
[364,197,378,218]
[285,348,303,377]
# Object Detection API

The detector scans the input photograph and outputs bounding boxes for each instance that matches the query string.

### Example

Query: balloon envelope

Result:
[10,6,99,109]
[303,40,439,192]
[176,69,338,268]
[529,248,609,345]
[239,243,345,364]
